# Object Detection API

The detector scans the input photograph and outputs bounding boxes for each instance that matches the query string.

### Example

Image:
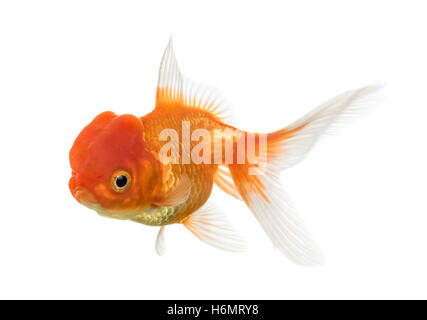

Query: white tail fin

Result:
[268,85,382,170]
[228,85,382,266]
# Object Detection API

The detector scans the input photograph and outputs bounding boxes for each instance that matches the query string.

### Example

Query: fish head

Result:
[69,111,159,219]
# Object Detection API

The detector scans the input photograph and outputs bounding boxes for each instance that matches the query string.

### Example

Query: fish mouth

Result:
[73,187,97,204]
[69,176,101,212]
[69,175,98,206]
[70,179,140,220]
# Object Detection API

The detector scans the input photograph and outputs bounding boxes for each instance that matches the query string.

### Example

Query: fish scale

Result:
[140,107,222,224]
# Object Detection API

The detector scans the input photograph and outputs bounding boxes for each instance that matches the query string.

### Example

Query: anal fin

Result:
[214,165,242,200]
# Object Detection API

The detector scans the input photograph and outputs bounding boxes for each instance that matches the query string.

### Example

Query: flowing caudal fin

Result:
[228,85,382,266]
[267,85,382,170]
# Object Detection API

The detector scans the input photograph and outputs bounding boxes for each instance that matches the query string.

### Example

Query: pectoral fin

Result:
[153,174,191,207]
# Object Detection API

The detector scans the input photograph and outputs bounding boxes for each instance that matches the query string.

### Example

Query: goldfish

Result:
[69,39,380,266]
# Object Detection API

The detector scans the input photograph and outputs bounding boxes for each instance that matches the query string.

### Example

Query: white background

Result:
[0,0,426,299]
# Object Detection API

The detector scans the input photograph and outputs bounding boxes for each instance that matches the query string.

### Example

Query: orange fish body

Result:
[135,103,229,225]
[69,39,380,265]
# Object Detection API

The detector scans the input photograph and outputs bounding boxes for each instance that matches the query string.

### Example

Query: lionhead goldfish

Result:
[69,39,380,266]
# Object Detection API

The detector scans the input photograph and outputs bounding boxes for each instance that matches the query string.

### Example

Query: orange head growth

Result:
[69,111,161,219]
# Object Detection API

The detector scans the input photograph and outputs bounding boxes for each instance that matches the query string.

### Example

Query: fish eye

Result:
[111,170,131,192]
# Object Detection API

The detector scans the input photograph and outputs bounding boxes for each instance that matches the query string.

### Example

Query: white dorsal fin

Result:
[181,203,245,252]
[155,226,166,256]
[155,38,233,123]
[156,37,184,107]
